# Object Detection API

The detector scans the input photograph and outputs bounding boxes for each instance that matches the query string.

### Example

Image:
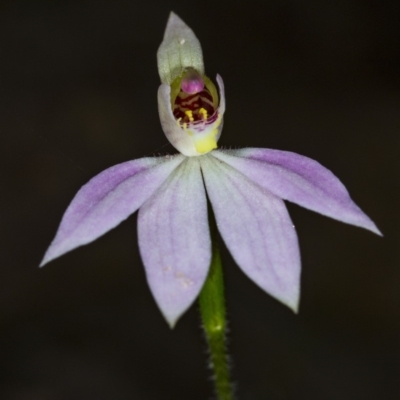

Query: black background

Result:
[1,1,399,399]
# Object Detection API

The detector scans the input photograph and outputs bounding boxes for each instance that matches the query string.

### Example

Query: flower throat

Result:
[171,69,219,128]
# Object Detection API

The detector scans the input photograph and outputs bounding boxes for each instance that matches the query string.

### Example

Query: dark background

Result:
[1,1,399,399]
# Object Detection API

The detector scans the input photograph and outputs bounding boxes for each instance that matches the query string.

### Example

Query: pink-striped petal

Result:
[41,155,185,266]
[201,155,301,311]
[212,149,381,235]
[138,157,211,327]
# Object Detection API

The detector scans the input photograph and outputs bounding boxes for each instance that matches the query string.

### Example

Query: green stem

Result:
[199,211,234,400]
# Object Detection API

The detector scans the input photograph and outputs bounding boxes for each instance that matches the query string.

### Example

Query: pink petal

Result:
[201,155,301,311]
[41,155,185,266]
[138,157,211,327]
[212,149,381,235]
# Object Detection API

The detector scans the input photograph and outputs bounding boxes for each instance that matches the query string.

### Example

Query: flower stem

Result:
[199,211,234,400]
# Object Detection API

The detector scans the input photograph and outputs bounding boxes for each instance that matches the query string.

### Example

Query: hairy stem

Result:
[199,211,234,400]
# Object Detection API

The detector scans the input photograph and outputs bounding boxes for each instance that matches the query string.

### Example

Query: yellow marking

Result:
[176,117,182,127]
[194,115,222,154]
[185,110,194,122]
[198,107,208,120]
[183,122,187,129]
[194,133,218,154]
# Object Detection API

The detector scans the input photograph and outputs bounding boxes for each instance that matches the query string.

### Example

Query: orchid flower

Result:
[41,13,381,328]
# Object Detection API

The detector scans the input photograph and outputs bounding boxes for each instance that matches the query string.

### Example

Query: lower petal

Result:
[201,155,301,312]
[138,157,211,327]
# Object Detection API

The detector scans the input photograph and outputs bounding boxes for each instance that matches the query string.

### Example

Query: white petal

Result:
[213,148,381,235]
[138,157,211,327]
[157,12,204,85]
[40,155,184,266]
[201,155,301,311]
